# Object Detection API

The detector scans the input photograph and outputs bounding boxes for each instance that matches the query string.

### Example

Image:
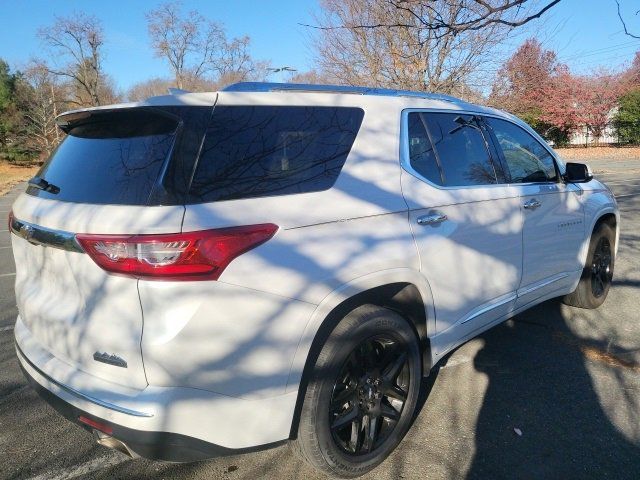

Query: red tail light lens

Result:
[76,224,278,281]
[78,415,113,435]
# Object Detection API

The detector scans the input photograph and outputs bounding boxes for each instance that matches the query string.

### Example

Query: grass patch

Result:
[0,163,40,196]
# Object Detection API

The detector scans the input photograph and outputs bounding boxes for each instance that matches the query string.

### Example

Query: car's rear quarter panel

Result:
[142,94,421,398]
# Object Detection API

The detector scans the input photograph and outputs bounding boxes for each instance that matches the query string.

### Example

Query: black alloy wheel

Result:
[329,335,409,455]
[591,236,612,298]
[563,221,615,309]
[293,305,422,478]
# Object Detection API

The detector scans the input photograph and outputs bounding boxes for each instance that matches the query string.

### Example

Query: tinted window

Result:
[422,113,497,186]
[28,109,178,205]
[189,106,364,202]
[407,113,442,185]
[487,117,557,183]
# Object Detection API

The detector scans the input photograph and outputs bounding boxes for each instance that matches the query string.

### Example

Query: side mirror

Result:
[563,162,593,183]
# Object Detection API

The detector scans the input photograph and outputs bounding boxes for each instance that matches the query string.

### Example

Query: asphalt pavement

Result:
[1,160,639,480]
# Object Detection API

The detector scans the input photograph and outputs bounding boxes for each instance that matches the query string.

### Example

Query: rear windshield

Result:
[188,106,364,203]
[27,108,178,205]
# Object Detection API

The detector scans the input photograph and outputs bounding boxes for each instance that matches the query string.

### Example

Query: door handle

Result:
[417,213,448,226]
[523,199,541,210]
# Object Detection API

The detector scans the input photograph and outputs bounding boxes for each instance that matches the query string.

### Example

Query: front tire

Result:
[563,222,615,309]
[293,305,422,478]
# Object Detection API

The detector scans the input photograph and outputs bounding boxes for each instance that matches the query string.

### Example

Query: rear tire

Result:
[293,305,422,478]
[563,222,615,309]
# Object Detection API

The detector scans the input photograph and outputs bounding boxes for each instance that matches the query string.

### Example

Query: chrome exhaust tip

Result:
[94,430,138,458]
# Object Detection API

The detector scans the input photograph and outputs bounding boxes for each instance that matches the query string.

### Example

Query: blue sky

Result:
[0,0,638,93]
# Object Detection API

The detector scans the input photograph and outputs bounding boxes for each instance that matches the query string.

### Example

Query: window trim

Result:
[400,109,505,190]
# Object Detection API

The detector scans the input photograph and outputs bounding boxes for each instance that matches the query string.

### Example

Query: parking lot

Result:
[1,160,639,480]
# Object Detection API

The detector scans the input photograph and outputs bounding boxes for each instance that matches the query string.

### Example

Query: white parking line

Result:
[0,246,12,249]
[0,326,13,332]
[26,453,128,480]
[0,272,16,277]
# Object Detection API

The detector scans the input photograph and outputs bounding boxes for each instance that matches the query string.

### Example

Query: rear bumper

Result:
[18,351,285,461]
[15,317,297,460]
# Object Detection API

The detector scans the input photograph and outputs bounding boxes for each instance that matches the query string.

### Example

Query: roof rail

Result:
[222,82,466,104]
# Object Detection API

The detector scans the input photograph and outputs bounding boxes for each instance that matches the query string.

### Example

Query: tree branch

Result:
[616,0,640,39]
[301,0,562,39]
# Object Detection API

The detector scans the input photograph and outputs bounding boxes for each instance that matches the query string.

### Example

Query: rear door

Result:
[11,107,190,389]
[400,111,523,354]
[484,117,585,307]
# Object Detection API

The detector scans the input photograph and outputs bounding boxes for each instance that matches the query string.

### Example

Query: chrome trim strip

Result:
[16,344,153,418]
[10,216,83,253]
[517,273,570,297]
[461,293,517,324]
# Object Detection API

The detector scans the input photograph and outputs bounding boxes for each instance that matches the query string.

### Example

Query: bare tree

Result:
[312,0,556,95]
[37,13,106,106]
[126,77,174,101]
[307,0,561,39]
[214,36,271,85]
[146,2,269,89]
[147,2,221,88]
[14,62,69,158]
[126,75,220,101]
[288,69,331,84]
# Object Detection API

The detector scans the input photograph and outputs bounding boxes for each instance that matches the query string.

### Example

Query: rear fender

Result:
[285,267,435,394]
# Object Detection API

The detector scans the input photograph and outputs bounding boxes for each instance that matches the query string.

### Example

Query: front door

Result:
[484,117,585,307]
[401,111,524,354]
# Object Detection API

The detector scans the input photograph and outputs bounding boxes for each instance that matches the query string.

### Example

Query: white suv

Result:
[10,82,618,477]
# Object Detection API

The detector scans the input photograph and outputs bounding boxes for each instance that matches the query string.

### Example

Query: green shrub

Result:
[614,89,640,144]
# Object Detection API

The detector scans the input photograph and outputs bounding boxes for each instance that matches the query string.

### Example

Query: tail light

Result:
[76,224,278,281]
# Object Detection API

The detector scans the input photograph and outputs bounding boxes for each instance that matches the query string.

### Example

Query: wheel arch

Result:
[594,211,617,231]
[286,268,435,438]
[581,206,620,266]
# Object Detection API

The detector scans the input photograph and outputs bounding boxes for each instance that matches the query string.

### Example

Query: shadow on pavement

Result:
[466,299,640,479]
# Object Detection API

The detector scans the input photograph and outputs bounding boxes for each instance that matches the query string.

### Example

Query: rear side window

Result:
[486,117,557,183]
[188,106,364,202]
[28,109,178,205]
[421,113,497,187]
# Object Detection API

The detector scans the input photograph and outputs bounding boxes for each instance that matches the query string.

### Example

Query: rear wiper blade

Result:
[28,176,60,194]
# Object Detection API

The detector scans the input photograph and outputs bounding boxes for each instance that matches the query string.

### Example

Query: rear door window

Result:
[188,106,364,202]
[421,113,498,187]
[28,108,178,205]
